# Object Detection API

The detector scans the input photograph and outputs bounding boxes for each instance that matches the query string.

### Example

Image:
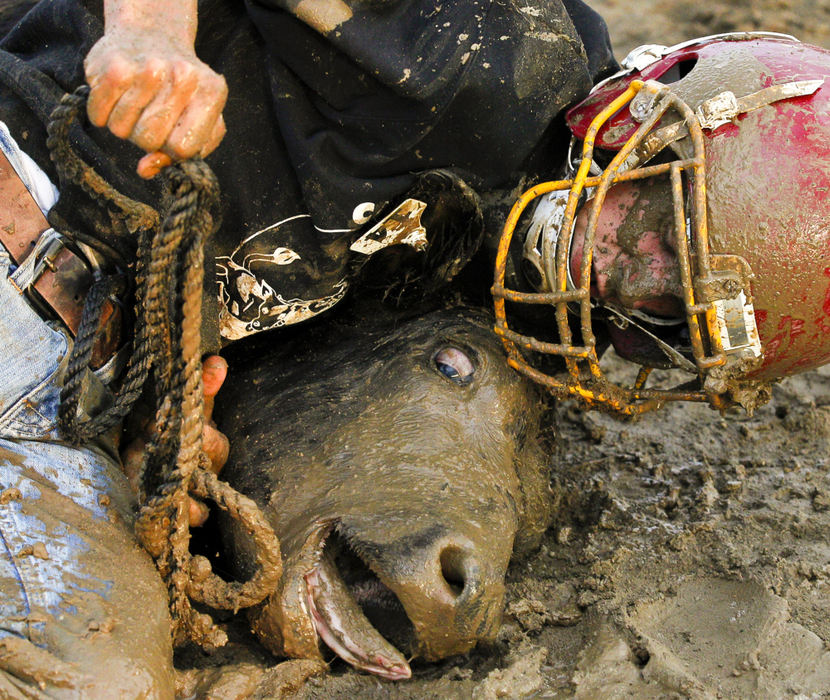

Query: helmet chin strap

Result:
[599,302,697,374]
[620,306,685,328]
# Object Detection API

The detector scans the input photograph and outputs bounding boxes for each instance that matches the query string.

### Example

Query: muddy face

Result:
[217,306,550,679]
[571,177,684,319]
[569,177,691,367]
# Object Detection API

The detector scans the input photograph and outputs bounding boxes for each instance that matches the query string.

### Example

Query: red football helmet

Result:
[493,33,830,415]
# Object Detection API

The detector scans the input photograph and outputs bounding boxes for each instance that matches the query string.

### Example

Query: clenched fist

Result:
[85,0,227,178]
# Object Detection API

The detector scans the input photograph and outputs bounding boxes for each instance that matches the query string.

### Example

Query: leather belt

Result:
[0,148,121,366]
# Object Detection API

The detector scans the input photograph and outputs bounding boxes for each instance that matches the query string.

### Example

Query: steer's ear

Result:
[354,169,484,307]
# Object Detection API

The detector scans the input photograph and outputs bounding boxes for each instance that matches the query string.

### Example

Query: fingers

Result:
[193,355,229,526]
[126,60,200,153]
[136,114,224,178]
[201,115,227,158]
[202,423,230,474]
[202,355,227,421]
[98,57,169,139]
[189,499,210,527]
[120,436,145,495]
[86,52,138,128]
[119,355,230,530]
[123,437,209,527]
[201,355,230,474]
[136,151,173,179]
[158,68,227,160]
[84,34,228,177]
[202,355,228,399]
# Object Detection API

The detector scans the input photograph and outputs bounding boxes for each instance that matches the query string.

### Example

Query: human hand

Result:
[84,30,227,179]
[190,354,231,525]
[121,355,230,526]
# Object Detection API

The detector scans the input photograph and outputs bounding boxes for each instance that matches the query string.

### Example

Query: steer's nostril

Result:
[439,546,467,597]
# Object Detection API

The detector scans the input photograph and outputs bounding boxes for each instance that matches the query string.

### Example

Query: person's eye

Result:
[434,347,475,384]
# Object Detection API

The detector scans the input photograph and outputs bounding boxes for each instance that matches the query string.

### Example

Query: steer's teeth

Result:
[305,551,411,680]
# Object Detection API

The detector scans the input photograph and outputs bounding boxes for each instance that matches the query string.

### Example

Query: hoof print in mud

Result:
[217,307,552,679]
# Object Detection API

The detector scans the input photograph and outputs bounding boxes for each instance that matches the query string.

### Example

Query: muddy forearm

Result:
[102,0,198,46]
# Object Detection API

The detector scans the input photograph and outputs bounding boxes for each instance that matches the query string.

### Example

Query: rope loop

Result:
[187,468,283,612]
[47,87,282,650]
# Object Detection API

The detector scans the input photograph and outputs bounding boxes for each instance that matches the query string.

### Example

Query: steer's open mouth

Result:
[304,529,414,680]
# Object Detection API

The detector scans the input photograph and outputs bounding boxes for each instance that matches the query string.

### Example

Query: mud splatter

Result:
[282,0,353,35]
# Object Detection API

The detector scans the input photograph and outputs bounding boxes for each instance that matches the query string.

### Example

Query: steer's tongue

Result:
[305,550,411,680]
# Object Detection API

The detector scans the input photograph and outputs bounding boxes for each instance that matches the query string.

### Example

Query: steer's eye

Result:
[434,347,475,384]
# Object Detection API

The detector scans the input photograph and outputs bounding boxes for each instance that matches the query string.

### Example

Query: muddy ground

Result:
[179,3,830,698]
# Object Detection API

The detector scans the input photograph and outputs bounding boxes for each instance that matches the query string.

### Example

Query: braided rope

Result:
[135,160,223,647]
[76,223,156,437]
[47,89,283,650]
[187,468,282,611]
[48,88,158,441]
[58,274,124,437]
[46,86,158,235]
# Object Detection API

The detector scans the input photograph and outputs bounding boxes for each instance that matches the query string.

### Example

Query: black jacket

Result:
[0,0,616,341]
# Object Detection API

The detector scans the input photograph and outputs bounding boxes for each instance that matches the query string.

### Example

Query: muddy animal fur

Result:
[216,303,552,677]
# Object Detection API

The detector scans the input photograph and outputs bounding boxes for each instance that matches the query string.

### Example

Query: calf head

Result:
[218,307,551,678]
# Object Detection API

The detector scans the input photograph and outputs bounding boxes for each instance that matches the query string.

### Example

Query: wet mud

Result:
[176,2,830,697]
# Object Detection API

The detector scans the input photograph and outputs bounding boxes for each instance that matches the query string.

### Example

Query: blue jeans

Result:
[0,249,175,699]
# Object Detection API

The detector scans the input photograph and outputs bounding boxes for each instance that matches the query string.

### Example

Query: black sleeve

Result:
[561,0,620,82]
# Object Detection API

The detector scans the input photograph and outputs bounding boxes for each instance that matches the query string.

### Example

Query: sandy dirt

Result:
[179,3,830,698]
[591,0,830,56]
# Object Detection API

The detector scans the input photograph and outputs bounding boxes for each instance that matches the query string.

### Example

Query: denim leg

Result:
[0,250,175,699]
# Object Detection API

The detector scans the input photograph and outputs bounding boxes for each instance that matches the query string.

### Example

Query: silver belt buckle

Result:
[9,229,75,322]
[28,233,65,286]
